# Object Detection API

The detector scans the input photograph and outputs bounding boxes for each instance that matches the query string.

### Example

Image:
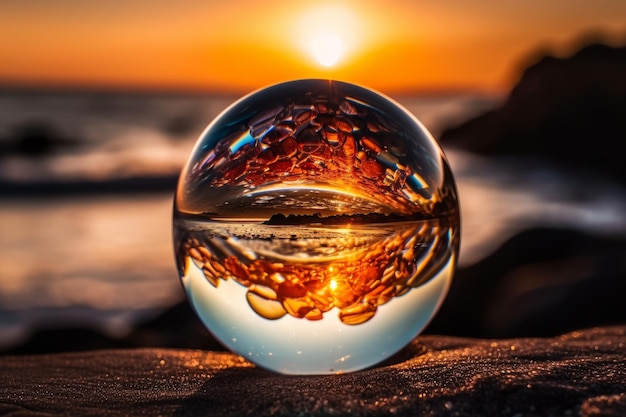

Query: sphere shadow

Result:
[173,341,428,416]
[367,339,429,369]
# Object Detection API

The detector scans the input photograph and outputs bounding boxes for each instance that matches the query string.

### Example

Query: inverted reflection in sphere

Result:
[174,79,460,374]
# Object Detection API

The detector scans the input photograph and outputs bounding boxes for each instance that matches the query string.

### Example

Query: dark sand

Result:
[1,326,624,416]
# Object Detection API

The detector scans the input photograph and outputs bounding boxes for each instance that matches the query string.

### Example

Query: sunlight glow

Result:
[311,32,343,67]
[294,4,363,69]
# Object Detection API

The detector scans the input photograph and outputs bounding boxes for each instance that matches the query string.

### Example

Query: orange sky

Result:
[1,0,625,93]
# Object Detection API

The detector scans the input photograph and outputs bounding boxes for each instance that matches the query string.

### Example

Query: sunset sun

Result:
[294,4,363,70]
[311,32,344,67]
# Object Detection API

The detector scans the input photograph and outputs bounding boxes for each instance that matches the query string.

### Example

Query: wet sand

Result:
[1,326,624,416]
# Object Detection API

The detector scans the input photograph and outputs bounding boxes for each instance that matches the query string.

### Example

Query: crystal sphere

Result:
[173,79,459,374]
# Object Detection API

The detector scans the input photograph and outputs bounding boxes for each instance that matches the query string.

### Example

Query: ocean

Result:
[1,90,624,350]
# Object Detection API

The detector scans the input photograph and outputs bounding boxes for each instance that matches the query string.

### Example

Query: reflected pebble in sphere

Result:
[173,79,460,374]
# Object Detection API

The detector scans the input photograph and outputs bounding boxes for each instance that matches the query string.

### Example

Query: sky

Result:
[1,0,625,94]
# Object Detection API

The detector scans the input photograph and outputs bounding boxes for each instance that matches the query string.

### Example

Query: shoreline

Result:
[0,174,178,198]
[3,226,625,357]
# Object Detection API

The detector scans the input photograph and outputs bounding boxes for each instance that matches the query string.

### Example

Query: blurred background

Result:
[1,0,625,354]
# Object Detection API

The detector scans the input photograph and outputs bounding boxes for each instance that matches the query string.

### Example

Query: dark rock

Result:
[8,328,130,355]
[4,303,225,357]
[0,174,178,196]
[0,326,624,416]
[162,115,201,138]
[126,302,225,352]
[441,42,626,183]
[0,120,78,157]
[428,228,626,338]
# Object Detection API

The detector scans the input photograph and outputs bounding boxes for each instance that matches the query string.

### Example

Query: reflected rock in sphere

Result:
[173,79,460,374]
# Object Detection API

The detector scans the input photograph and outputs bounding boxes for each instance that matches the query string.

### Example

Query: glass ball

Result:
[173,79,459,374]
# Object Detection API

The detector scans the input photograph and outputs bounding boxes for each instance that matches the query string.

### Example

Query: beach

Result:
[1,326,624,416]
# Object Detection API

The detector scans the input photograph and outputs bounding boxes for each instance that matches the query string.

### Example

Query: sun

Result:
[311,32,344,67]
[293,4,363,70]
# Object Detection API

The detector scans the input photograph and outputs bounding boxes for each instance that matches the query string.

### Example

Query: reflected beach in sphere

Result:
[173,79,460,374]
